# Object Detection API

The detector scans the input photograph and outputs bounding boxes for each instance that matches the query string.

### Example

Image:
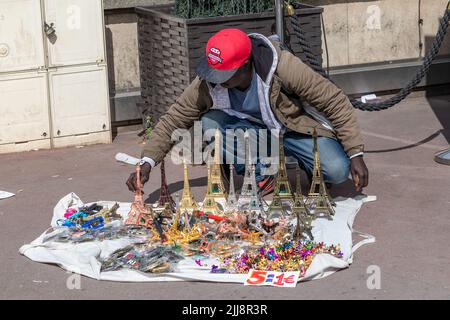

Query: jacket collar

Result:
[248,33,279,85]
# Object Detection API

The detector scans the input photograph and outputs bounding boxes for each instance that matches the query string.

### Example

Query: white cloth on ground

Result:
[19,193,376,283]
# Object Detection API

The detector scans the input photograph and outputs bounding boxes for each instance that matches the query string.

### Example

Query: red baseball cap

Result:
[196,29,252,84]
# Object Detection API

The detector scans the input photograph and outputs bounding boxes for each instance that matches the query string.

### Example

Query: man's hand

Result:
[350,156,369,192]
[126,162,152,192]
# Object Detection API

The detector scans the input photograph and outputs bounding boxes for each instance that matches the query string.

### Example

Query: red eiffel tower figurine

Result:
[157,160,175,211]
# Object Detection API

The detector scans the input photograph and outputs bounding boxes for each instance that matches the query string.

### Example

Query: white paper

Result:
[244,270,301,287]
[115,153,140,166]
[0,190,15,200]
[361,94,377,103]
[19,193,376,284]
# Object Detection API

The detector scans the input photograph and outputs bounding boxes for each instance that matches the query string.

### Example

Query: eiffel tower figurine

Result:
[292,165,314,240]
[248,166,264,214]
[272,133,294,203]
[203,164,223,215]
[156,160,175,212]
[203,129,228,207]
[125,165,154,229]
[171,193,181,231]
[179,160,198,213]
[225,165,238,212]
[238,132,258,208]
[267,134,293,218]
[305,129,335,219]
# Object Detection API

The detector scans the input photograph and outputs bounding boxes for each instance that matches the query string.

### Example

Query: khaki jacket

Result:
[142,35,364,164]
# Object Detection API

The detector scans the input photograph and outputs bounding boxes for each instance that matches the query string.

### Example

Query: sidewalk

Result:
[0,93,449,299]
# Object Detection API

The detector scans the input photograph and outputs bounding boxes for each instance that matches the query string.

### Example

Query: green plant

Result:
[145,115,153,138]
[174,0,279,19]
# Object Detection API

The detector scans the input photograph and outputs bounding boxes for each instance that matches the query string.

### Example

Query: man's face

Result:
[220,60,253,89]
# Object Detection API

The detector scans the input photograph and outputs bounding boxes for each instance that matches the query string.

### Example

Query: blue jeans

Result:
[201,110,350,184]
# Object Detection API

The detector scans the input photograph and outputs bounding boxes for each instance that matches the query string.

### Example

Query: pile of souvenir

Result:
[43,223,151,244]
[57,203,122,230]
[218,240,343,274]
[49,130,343,277]
[101,245,184,273]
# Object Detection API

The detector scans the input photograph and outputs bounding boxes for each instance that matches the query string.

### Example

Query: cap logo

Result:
[207,47,223,65]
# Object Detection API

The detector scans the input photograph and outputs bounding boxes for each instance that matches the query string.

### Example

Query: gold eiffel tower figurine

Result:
[179,160,198,212]
[203,164,223,215]
[272,133,294,203]
[204,129,228,207]
[268,134,293,218]
[305,129,335,219]
[267,194,284,220]
[170,194,190,233]
[292,165,314,240]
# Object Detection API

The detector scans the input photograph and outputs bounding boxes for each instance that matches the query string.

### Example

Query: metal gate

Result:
[0,0,111,154]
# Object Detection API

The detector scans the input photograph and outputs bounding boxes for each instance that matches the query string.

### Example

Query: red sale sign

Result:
[244,269,301,288]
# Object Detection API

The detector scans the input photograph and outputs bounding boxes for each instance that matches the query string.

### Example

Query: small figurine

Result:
[271,133,294,204]
[203,129,228,207]
[292,165,314,240]
[156,160,176,212]
[238,133,259,208]
[225,165,238,212]
[305,129,335,219]
[179,160,199,212]
[125,165,155,229]
[203,164,224,216]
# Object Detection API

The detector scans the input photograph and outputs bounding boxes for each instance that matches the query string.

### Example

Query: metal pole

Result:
[275,0,285,45]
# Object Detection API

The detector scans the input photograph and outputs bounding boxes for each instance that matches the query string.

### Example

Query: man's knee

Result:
[322,157,350,185]
[200,110,229,131]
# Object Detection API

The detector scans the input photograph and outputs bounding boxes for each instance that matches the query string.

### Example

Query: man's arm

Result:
[126,77,211,193]
[277,49,364,157]
[141,76,212,165]
[277,50,368,190]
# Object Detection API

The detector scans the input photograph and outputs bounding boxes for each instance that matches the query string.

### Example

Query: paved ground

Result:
[1,93,449,300]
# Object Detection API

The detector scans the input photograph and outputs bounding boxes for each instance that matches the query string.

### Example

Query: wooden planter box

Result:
[136,3,323,122]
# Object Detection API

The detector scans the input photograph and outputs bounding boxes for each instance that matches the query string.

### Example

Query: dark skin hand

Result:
[350,156,369,192]
[126,162,152,193]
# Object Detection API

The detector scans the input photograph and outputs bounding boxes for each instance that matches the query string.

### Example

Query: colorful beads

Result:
[218,240,343,274]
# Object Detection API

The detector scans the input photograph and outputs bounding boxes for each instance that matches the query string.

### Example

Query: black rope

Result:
[289,2,450,111]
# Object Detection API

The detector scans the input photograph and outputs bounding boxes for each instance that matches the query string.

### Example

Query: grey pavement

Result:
[0,93,449,300]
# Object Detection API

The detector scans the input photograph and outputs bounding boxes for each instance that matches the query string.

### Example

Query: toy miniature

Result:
[203,164,224,215]
[156,160,176,212]
[179,160,199,212]
[292,165,314,240]
[305,129,335,219]
[203,129,228,207]
[225,165,238,212]
[238,133,259,208]
[125,165,155,229]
